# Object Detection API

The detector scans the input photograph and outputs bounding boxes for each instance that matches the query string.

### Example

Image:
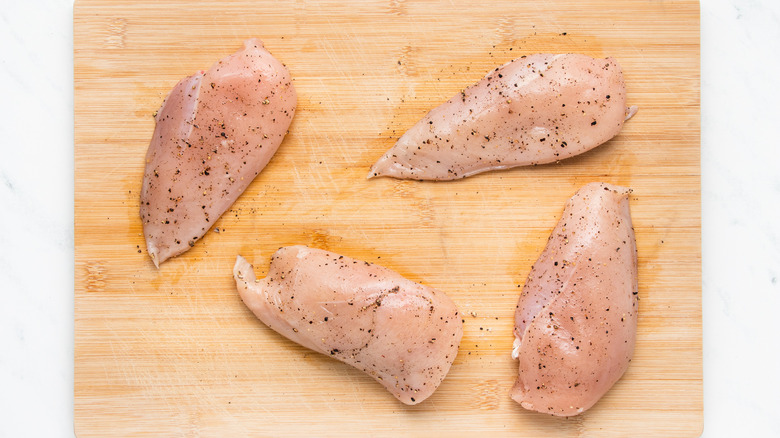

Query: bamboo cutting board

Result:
[74,0,701,436]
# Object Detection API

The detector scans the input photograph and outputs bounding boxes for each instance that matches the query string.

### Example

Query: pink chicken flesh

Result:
[369,54,636,180]
[511,182,638,416]
[140,39,296,267]
[233,246,463,405]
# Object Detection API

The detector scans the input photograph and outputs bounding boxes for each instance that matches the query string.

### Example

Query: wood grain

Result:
[75,0,701,436]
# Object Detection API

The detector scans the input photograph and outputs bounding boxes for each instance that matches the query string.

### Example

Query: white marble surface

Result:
[1,0,778,436]
[701,1,780,436]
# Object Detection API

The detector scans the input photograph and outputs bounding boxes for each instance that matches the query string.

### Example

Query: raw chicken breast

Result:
[510,182,638,416]
[369,54,636,180]
[140,39,296,267]
[233,246,463,405]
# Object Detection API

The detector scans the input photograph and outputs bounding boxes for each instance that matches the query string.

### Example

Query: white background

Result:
[1,0,778,436]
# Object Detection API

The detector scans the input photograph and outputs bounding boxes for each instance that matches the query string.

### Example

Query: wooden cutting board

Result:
[74,0,701,436]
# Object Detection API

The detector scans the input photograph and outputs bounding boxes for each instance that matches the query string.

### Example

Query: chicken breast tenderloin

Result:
[233,246,463,405]
[140,39,296,267]
[369,54,636,180]
[511,182,638,416]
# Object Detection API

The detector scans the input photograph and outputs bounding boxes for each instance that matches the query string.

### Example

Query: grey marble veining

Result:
[0,0,75,437]
[702,0,780,436]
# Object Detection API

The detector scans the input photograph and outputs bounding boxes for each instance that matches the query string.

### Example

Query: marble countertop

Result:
[1,0,778,436]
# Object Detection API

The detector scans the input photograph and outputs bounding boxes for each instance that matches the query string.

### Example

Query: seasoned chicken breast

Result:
[233,246,463,405]
[511,183,638,416]
[369,54,636,180]
[140,39,296,267]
